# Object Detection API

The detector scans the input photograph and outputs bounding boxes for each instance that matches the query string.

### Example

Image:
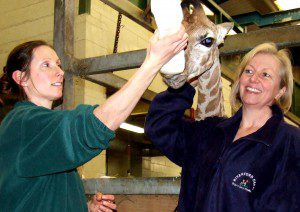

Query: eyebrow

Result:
[245,64,274,72]
[41,58,61,63]
[197,33,209,41]
[244,64,254,69]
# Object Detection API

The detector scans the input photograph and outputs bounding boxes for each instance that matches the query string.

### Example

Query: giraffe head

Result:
[163,2,233,89]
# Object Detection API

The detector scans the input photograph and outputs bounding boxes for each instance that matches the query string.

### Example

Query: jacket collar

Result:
[15,101,35,107]
[217,104,284,146]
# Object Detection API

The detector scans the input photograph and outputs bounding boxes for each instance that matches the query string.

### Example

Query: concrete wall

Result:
[0,0,54,72]
[142,156,181,177]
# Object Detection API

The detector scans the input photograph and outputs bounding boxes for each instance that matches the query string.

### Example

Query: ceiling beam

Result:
[201,0,244,32]
[220,25,300,55]
[249,0,278,14]
[233,8,300,27]
[99,0,154,32]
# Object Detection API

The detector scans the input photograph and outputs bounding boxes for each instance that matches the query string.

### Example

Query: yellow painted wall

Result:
[142,156,181,177]
[0,0,54,73]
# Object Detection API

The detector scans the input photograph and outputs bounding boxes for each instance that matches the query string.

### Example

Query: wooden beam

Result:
[286,111,300,127]
[54,0,75,62]
[99,0,154,32]
[81,50,147,75]
[249,0,278,14]
[220,25,300,55]
[54,0,75,110]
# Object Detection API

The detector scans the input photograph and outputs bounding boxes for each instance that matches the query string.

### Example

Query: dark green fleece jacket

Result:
[0,101,115,211]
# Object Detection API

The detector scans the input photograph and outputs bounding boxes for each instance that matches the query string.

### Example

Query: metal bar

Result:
[99,0,154,32]
[53,0,75,110]
[249,0,278,14]
[83,177,181,194]
[233,8,300,27]
[80,49,147,75]
[286,111,300,127]
[219,25,300,55]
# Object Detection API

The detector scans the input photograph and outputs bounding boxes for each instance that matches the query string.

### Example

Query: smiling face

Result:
[239,53,286,110]
[22,45,64,107]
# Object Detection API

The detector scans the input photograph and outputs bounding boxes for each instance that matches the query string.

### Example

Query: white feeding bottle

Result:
[151,0,185,75]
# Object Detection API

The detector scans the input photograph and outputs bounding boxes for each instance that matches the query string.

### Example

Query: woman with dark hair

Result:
[0,26,188,211]
[145,43,299,211]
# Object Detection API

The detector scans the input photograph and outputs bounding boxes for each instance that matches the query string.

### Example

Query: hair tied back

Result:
[3,66,7,75]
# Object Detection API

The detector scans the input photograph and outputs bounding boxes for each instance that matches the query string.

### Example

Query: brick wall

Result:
[0,0,54,72]
[142,157,181,177]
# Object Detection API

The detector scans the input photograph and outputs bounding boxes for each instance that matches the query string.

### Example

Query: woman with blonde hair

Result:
[145,42,299,211]
[230,42,294,113]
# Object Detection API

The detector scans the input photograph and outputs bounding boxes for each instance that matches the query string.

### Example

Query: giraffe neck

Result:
[196,59,224,120]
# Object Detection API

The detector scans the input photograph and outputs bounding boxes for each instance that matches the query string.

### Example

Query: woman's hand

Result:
[144,25,188,71]
[88,193,116,212]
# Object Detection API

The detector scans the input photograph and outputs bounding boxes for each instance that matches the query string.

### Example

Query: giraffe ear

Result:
[216,22,234,45]
[182,7,191,28]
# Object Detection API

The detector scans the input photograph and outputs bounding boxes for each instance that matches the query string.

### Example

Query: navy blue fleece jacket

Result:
[145,83,299,212]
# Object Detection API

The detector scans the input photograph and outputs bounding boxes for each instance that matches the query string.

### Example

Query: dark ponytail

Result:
[0,40,50,106]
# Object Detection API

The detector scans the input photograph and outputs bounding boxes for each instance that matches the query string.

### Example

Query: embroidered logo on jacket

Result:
[232,172,256,193]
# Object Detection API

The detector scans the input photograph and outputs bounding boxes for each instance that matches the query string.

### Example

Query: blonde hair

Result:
[229,42,294,113]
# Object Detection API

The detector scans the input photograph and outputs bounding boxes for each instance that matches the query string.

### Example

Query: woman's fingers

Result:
[95,192,103,201]
[90,193,116,211]
[97,205,112,212]
[173,34,188,53]
[101,194,115,201]
[101,200,117,210]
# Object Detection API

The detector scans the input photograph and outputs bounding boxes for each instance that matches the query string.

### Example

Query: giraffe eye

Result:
[200,37,214,47]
